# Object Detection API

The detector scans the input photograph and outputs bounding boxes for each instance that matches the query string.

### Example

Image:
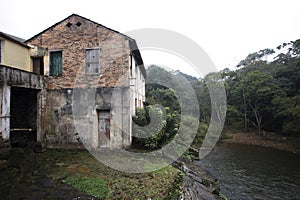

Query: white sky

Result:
[1,0,300,77]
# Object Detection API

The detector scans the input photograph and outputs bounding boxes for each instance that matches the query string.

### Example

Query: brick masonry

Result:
[27,14,131,90]
[25,15,136,149]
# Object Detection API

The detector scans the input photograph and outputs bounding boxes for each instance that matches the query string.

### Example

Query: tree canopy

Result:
[132,38,300,151]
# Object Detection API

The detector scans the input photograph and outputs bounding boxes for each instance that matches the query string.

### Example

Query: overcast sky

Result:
[1,0,300,77]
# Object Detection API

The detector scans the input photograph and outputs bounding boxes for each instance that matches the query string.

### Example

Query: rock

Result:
[174,159,224,200]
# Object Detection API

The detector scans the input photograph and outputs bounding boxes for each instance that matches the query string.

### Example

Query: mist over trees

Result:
[192,39,300,135]
[132,39,300,150]
[222,39,300,135]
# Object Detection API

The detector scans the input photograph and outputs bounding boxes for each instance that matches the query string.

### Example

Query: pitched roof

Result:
[25,14,134,42]
[0,32,30,48]
[25,14,146,78]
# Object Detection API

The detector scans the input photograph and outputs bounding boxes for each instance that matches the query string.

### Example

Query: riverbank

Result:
[221,132,300,154]
[0,147,226,199]
[175,157,225,200]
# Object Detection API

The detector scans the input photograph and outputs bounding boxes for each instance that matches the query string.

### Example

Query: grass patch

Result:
[38,149,181,199]
[65,175,108,198]
[1,148,182,199]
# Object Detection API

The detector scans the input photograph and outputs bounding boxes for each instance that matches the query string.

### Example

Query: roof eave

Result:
[0,32,31,49]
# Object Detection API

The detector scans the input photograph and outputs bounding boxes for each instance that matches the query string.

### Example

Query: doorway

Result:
[32,57,44,75]
[10,87,38,147]
[98,110,110,148]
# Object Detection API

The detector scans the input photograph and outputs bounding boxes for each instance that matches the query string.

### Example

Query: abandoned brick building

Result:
[0,14,146,149]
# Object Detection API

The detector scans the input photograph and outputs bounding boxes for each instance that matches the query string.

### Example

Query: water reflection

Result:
[195,143,300,199]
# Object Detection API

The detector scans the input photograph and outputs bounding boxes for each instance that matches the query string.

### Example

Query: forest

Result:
[132,39,300,149]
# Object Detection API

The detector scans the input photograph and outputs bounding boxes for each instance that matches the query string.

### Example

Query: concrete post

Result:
[1,85,11,140]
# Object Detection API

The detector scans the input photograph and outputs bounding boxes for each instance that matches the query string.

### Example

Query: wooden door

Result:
[98,111,110,147]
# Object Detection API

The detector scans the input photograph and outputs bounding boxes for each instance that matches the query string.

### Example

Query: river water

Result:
[195,143,300,199]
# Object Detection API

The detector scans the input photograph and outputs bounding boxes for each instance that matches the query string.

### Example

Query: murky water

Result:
[195,143,300,199]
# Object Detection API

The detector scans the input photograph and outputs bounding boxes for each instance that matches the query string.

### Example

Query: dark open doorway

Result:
[10,87,38,147]
[32,57,44,75]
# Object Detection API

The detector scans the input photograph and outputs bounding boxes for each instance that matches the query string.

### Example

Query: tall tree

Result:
[233,70,282,134]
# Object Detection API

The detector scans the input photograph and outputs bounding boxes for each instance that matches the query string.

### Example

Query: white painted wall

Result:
[0,37,31,71]
[129,54,146,115]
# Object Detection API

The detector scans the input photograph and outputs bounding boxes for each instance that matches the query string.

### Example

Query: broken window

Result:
[49,51,62,76]
[86,48,99,74]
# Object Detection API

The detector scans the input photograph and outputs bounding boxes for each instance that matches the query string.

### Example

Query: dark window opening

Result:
[130,54,133,77]
[66,22,72,27]
[50,51,62,76]
[32,57,44,75]
[76,22,82,27]
[86,49,99,74]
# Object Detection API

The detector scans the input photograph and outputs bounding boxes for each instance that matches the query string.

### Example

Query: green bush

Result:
[132,106,166,150]
[132,105,206,151]
[192,122,208,148]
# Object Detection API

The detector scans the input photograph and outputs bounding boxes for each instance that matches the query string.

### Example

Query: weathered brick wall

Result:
[26,15,134,149]
[27,15,130,89]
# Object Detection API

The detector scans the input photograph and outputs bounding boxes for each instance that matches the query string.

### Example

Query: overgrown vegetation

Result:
[44,149,181,199]
[134,39,300,150]
[222,39,300,135]
[0,148,181,199]
[132,106,168,149]
[132,66,202,151]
